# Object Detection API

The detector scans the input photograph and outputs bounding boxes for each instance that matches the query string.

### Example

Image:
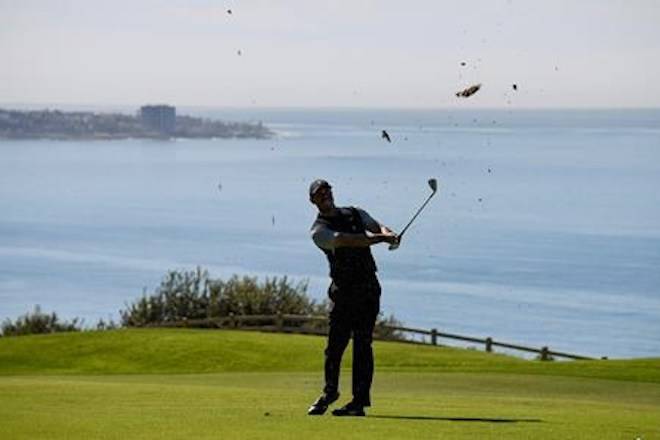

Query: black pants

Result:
[323,277,381,406]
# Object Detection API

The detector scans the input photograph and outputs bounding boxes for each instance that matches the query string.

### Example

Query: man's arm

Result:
[356,207,398,239]
[333,231,398,248]
[378,224,396,235]
[312,223,398,250]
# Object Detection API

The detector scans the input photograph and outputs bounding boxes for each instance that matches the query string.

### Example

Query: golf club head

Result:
[428,178,438,193]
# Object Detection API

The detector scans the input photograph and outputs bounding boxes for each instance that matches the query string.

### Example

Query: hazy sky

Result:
[1,0,659,108]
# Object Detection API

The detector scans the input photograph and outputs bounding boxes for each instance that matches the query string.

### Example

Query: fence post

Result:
[485,337,493,352]
[431,328,438,345]
[276,311,284,331]
[540,346,550,361]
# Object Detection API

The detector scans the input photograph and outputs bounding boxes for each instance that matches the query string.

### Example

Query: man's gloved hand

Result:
[385,233,400,251]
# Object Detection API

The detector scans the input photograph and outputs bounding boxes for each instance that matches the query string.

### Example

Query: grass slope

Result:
[1,329,659,440]
[1,328,659,382]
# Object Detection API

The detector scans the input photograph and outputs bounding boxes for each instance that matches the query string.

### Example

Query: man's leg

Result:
[324,300,352,396]
[351,295,379,407]
[309,300,351,415]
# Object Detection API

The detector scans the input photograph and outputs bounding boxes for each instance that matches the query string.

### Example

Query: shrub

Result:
[1,305,82,337]
[374,313,406,340]
[95,318,119,331]
[120,268,328,326]
[120,268,406,340]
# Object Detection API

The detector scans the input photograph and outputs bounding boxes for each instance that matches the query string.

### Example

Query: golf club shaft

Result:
[398,191,436,238]
[389,179,439,251]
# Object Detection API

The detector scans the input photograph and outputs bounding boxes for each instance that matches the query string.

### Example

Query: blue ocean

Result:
[1,108,659,359]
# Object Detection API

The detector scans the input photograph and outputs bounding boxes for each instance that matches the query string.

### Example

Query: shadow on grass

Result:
[369,415,543,424]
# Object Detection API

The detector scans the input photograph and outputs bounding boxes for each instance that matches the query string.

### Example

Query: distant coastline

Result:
[0,106,274,140]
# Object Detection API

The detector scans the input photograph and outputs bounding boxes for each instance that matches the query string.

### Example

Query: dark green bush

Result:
[1,305,82,337]
[120,268,328,326]
[120,268,406,340]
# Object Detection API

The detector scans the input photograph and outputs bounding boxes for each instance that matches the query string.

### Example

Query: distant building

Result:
[139,105,176,134]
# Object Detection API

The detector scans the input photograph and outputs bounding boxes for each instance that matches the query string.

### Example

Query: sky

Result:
[1,0,659,108]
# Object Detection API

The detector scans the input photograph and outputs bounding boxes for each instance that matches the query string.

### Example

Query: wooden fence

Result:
[147,313,595,361]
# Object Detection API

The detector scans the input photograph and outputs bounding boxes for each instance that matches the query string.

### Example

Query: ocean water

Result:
[1,108,659,359]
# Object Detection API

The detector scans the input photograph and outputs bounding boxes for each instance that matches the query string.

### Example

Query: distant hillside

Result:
[0,108,273,140]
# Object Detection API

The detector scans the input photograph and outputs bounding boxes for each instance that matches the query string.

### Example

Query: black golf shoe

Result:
[307,392,340,415]
[331,401,366,417]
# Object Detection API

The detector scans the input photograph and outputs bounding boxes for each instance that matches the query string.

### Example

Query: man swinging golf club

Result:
[307,178,439,416]
[307,179,399,417]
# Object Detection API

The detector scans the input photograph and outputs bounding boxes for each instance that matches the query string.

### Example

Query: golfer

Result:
[307,179,399,417]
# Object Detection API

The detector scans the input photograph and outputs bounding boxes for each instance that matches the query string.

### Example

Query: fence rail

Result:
[146,313,595,361]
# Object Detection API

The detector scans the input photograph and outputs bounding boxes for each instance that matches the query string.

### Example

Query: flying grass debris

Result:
[456,84,481,98]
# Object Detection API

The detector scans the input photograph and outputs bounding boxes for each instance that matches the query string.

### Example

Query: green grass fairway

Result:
[1,329,659,439]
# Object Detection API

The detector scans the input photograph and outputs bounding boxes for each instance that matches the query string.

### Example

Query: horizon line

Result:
[2,102,660,112]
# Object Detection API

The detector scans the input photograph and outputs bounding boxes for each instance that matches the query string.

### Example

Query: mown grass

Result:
[1,328,658,382]
[0,329,659,439]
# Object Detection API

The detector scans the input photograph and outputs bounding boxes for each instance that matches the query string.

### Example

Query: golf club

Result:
[388,178,438,251]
